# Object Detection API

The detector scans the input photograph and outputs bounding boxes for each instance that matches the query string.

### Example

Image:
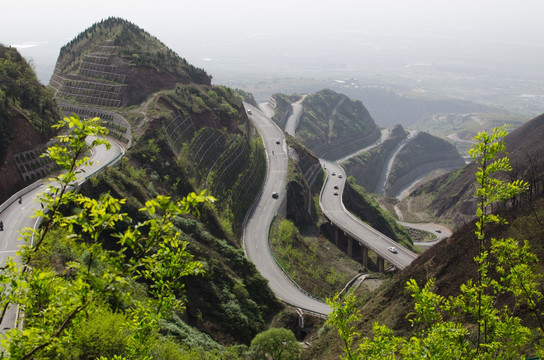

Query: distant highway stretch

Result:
[0,138,124,330]
[320,160,417,269]
[242,103,331,316]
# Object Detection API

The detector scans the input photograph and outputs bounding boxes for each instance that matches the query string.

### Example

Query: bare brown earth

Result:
[0,111,46,202]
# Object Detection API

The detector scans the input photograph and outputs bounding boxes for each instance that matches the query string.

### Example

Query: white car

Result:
[247,109,252,115]
[388,246,398,254]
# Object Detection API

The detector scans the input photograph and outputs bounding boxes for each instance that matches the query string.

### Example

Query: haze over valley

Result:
[5,0,544,124]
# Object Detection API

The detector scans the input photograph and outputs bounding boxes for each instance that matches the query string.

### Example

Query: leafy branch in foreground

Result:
[326,125,543,359]
[0,115,215,359]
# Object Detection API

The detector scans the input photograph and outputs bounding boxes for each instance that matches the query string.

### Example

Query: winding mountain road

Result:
[243,103,331,315]
[0,138,124,330]
[283,99,417,267]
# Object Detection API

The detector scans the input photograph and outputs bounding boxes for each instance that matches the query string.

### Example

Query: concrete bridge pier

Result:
[334,227,340,246]
[377,256,384,273]
[347,236,353,258]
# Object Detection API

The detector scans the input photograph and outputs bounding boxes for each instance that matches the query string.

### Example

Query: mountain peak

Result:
[50,17,210,107]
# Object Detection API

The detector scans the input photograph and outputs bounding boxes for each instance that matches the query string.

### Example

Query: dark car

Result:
[333,191,338,196]
[276,139,280,145]
[334,184,339,190]
[272,192,279,199]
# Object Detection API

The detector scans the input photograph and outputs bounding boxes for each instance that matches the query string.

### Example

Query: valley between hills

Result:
[1,17,544,359]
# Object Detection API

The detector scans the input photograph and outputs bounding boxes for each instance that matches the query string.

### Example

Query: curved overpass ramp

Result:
[320,162,417,270]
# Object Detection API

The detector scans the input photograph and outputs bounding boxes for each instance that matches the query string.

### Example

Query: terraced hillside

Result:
[156,86,266,232]
[269,93,298,129]
[342,125,407,193]
[385,131,465,197]
[295,89,381,160]
[47,17,265,236]
[49,17,210,108]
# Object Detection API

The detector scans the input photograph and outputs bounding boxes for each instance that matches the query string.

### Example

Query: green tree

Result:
[326,125,542,359]
[0,115,215,359]
[249,328,302,360]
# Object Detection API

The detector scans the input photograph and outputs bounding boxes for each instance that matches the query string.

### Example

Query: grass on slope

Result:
[269,218,363,300]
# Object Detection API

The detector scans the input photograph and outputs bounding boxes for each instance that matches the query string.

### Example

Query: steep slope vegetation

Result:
[304,192,544,359]
[385,131,465,197]
[0,44,61,202]
[49,17,265,238]
[151,85,266,236]
[296,89,381,160]
[81,131,280,344]
[403,114,544,227]
[342,177,414,250]
[44,17,274,349]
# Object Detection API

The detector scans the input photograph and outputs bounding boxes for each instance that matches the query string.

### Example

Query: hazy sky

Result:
[3,0,542,40]
[2,0,543,85]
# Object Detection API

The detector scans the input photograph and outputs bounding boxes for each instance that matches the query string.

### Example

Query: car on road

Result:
[247,109,252,115]
[388,246,398,254]
[331,172,336,176]
[272,192,279,199]
[338,174,343,178]
[276,139,280,144]
[435,229,442,233]
[334,184,339,189]
[333,191,338,196]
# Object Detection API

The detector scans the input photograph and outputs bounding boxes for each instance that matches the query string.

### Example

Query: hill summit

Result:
[49,17,210,108]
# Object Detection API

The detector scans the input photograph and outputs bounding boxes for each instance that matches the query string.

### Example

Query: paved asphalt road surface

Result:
[0,137,124,330]
[320,160,417,269]
[243,103,331,315]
